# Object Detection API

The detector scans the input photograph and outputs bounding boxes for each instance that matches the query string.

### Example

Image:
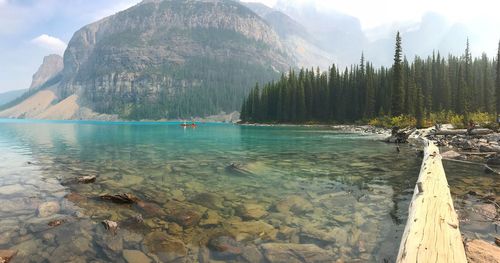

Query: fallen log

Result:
[397,139,467,263]
[479,144,500,153]
[434,128,493,136]
[386,127,416,143]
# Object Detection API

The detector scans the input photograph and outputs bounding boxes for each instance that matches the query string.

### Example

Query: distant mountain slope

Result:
[53,0,292,120]
[242,1,332,69]
[0,89,27,106]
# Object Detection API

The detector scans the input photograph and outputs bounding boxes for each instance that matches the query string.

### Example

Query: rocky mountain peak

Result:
[30,54,63,90]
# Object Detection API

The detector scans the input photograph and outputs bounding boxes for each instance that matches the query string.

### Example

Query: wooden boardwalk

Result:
[397,139,467,263]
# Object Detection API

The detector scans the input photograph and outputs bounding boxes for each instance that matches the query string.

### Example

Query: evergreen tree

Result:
[391,32,404,116]
[496,41,500,115]
[241,40,499,125]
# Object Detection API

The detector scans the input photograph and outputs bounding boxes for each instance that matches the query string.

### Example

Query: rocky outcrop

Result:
[29,54,63,90]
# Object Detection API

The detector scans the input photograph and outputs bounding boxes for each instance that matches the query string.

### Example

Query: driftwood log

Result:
[397,139,467,263]
[434,128,493,136]
[387,127,416,143]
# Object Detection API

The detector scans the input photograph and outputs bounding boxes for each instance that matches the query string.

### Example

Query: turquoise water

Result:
[0,119,492,262]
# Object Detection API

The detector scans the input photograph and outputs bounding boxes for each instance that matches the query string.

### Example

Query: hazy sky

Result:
[0,0,499,93]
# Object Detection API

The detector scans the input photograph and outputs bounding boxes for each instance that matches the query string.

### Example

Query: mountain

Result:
[241,1,332,69]
[29,54,63,90]
[2,0,293,120]
[57,0,292,120]
[274,0,367,66]
[0,89,27,106]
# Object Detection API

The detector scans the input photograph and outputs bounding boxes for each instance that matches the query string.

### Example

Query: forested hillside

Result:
[241,33,500,127]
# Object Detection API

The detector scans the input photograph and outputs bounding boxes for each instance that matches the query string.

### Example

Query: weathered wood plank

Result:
[396,139,467,263]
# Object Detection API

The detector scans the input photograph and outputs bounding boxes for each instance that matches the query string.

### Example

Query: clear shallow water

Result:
[0,119,492,263]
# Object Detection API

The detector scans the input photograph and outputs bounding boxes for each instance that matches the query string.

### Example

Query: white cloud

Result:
[31,34,67,54]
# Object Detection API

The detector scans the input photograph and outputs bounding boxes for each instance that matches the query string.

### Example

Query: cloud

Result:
[31,34,67,54]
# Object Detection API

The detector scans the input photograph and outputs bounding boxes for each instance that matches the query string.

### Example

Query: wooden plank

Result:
[396,139,467,263]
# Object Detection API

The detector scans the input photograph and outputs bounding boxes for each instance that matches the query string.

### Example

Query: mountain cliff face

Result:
[242,2,332,69]
[57,0,292,119]
[29,54,63,90]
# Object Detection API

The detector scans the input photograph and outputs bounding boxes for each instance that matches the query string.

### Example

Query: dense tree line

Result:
[241,33,500,126]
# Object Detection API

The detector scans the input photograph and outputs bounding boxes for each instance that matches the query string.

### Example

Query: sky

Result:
[0,0,499,93]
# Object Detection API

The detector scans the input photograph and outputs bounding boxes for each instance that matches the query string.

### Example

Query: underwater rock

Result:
[164,201,202,227]
[37,201,60,218]
[47,219,66,227]
[236,203,268,220]
[200,210,222,227]
[191,193,224,210]
[0,184,25,196]
[135,201,166,216]
[171,189,186,202]
[118,175,144,187]
[143,231,187,263]
[123,249,152,263]
[225,163,253,176]
[275,195,313,215]
[476,204,497,220]
[261,243,334,263]
[226,218,277,241]
[96,232,124,259]
[167,222,183,236]
[486,155,500,165]
[100,193,139,204]
[168,210,200,228]
[300,226,347,244]
[208,235,243,259]
[0,249,17,263]
[102,220,119,233]
[77,175,96,184]
[65,192,87,203]
[241,245,265,263]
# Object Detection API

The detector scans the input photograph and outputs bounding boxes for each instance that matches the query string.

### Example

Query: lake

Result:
[0,120,496,262]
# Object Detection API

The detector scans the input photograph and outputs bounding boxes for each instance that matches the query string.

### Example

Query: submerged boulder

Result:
[0,249,17,263]
[275,195,313,215]
[164,200,202,228]
[208,235,243,259]
[123,249,152,263]
[225,163,254,176]
[236,203,268,220]
[200,210,222,227]
[190,193,224,210]
[37,201,60,218]
[143,232,187,263]
[226,219,277,241]
[260,243,334,263]
[100,193,139,204]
